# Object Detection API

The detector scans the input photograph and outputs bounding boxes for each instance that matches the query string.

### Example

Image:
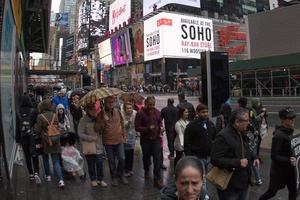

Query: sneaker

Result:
[97,180,108,187]
[34,174,41,184]
[29,174,35,181]
[129,171,134,176]
[154,180,164,189]
[91,181,98,187]
[111,178,119,186]
[58,180,65,188]
[45,176,51,182]
[168,155,175,160]
[120,176,128,185]
[256,179,263,186]
[124,172,132,177]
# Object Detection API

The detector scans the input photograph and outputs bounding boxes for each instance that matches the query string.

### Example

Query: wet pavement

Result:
[0,143,296,200]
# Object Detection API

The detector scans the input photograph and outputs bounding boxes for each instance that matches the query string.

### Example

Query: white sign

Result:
[269,0,279,10]
[109,0,131,31]
[98,39,112,65]
[143,0,201,16]
[144,12,214,61]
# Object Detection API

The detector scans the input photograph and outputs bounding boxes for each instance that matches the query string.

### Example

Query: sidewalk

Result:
[0,134,296,200]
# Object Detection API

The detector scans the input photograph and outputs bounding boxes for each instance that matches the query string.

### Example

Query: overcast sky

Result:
[51,0,61,12]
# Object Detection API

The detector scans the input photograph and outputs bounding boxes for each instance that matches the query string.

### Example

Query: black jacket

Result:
[160,184,209,200]
[177,100,195,121]
[268,125,296,190]
[16,96,38,143]
[70,103,83,121]
[161,105,178,132]
[211,125,254,190]
[184,118,216,159]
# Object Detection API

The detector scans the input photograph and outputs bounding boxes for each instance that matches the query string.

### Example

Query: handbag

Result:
[206,166,233,190]
[207,134,245,190]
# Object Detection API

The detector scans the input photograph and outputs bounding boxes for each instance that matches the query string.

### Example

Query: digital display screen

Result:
[111,29,133,66]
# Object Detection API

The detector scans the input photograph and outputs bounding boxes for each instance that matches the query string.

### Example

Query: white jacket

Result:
[174,119,189,151]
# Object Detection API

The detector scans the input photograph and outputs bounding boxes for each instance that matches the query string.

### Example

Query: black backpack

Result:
[20,113,32,137]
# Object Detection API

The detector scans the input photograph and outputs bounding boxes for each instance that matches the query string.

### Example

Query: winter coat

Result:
[94,108,126,145]
[174,119,189,151]
[161,105,178,132]
[211,125,254,190]
[120,107,137,149]
[184,118,216,159]
[160,184,209,200]
[34,99,61,154]
[78,114,104,155]
[16,95,38,143]
[215,114,230,133]
[70,103,83,121]
[268,125,296,190]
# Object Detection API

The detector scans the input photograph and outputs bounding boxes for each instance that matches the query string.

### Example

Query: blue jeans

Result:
[104,143,125,178]
[42,153,63,181]
[217,187,249,200]
[251,164,262,183]
[85,154,104,181]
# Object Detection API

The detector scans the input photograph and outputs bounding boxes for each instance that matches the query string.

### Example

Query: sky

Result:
[51,0,61,12]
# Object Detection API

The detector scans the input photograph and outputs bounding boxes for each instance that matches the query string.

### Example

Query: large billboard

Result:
[77,0,107,52]
[98,38,113,65]
[109,0,131,31]
[143,0,201,16]
[132,23,144,63]
[247,4,300,59]
[144,12,214,61]
[111,29,133,66]
[65,35,74,60]
[55,13,69,27]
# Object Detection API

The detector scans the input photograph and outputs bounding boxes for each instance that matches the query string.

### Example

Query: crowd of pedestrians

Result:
[14,88,298,200]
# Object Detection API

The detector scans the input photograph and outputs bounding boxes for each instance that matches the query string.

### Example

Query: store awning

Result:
[229,53,300,72]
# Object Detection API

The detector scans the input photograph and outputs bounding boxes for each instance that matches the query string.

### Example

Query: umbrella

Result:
[79,87,124,106]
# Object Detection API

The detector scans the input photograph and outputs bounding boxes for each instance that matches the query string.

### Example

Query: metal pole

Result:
[270,70,273,96]
[288,68,291,96]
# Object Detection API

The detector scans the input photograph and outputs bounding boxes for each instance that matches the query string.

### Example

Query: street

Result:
[1,94,299,200]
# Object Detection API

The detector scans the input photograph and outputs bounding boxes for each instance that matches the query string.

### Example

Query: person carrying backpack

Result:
[35,99,65,188]
[16,95,41,184]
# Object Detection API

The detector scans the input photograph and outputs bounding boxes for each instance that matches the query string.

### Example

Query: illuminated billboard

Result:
[143,0,201,16]
[132,23,144,63]
[109,0,131,31]
[111,29,133,66]
[144,12,214,61]
[77,0,107,51]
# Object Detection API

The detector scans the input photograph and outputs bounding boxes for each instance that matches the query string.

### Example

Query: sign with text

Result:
[144,12,214,61]
[291,134,300,191]
[143,0,201,16]
[109,0,131,31]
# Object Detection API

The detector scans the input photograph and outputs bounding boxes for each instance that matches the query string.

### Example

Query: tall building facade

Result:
[60,0,77,33]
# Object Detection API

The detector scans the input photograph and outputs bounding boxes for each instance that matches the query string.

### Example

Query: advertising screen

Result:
[109,0,131,31]
[98,38,113,65]
[144,12,214,61]
[77,0,107,51]
[132,23,144,63]
[143,0,201,16]
[55,13,68,27]
[111,29,133,66]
